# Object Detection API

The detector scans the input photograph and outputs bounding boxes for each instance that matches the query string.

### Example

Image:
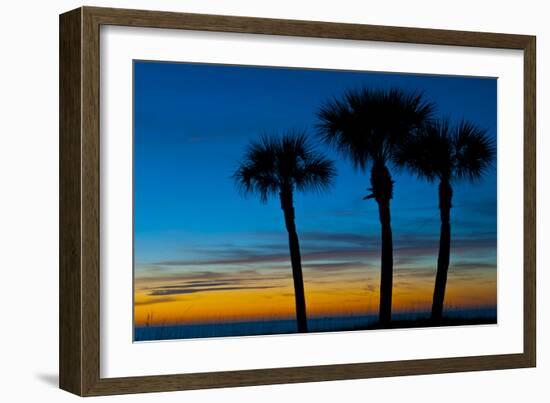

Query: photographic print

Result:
[133,61,497,342]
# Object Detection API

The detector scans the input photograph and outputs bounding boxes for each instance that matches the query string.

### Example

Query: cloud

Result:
[149,285,277,296]
[450,261,496,271]
[154,281,234,289]
[303,261,366,272]
[134,297,176,306]
[301,232,379,246]
[136,269,288,287]
[395,267,436,281]
[394,260,496,285]
[153,252,287,267]
[137,268,290,297]
[138,230,496,294]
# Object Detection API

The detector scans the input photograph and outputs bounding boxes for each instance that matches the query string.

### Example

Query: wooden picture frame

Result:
[59,6,536,396]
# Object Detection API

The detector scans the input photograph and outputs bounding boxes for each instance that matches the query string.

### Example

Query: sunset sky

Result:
[133,61,497,327]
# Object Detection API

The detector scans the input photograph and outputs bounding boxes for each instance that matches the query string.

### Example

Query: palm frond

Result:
[394,118,495,184]
[316,96,369,170]
[394,119,453,182]
[316,87,435,170]
[295,154,337,193]
[233,135,279,203]
[233,130,336,202]
[453,120,496,182]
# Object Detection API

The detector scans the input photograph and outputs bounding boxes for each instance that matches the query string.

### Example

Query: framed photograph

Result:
[59,6,536,396]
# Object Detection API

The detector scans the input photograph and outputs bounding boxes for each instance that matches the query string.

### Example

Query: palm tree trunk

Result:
[369,162,394,326]
[280,189,308,333]
[432,179,453,321]
[377,198,393,325]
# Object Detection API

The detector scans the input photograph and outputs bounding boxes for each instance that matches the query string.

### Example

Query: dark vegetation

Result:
[231,87,495,333]
[141,86,496,340]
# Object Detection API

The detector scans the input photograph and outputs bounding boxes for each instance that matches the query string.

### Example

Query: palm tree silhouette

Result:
[317,88,434,325]
[395,119,495,321]
[233,131,336,333]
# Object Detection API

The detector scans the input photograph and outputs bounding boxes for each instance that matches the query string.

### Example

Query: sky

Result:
[133,60,497,327]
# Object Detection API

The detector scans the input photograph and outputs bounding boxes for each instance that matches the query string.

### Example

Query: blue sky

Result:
[133,60,497,323]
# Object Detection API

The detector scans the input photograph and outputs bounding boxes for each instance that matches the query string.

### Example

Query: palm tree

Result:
[233,131,336,333]
[317,88,434,325]
[395,119,495,321]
